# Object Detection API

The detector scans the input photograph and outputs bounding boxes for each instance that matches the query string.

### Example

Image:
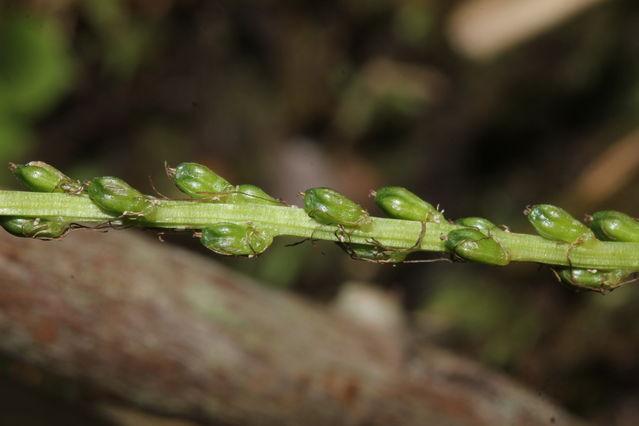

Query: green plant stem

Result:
[1,190,638,270]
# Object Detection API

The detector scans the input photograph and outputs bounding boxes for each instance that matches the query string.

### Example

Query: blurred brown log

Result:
[573,129,639,206]
[0,230,582,425]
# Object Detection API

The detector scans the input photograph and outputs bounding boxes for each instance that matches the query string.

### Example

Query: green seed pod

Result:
[87,176,155,216]
[0,217,69,239]
[454,217,497,236]
[558,268,631,290]
[228,184,281,205]
[170,162,232,199]
[587,211,639,242]
[10,161,82,193]
[200,222,273,256]
[445,228,510,266]
[339,243,407,263]
[373,186,445,223]
[525,204,594,244]
[303,187,371,228]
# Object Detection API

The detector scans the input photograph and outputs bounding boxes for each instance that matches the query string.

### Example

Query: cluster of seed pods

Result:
[4,161,281,257]
[166,162,281,256]
[300,184,639,291]
[3,161,639,291]
[525,205,639,291]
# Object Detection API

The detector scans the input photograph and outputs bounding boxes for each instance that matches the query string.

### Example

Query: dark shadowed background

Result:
[1,0,639,424]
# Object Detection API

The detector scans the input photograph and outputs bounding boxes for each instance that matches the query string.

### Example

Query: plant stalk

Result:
[0,190,638,270]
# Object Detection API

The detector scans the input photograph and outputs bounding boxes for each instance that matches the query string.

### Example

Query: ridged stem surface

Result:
[1,190,638,270]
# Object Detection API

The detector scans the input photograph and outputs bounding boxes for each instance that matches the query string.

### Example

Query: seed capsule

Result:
[87,176,155,217]
[454,217,497,236]
[339,242,408,263]
[445,228,510,266]
[303,187,371,228]
[525,204,594,244]
[200,222,273,256]
[0,217,69,239]
[227,184,282,205]
[587,211,639,242]
[10,161,82,193]
[170,162,232,199]
[558,268,631,291]
[373,186,445,223]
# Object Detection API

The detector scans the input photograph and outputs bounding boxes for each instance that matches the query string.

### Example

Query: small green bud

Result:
[587,211,639,242]
[558,268,631,290]
[87,176,155,217]
[445,228,510,266]
[0,217,69,239]
[454,217,497,236]
[303,187,371,228]
[170,162,232,199]
[10,161,82,193]
[373,186,445,223]
[200,222,273,256]
[339,243,407,263]
[228,184,281,205]
[525,204,594,244]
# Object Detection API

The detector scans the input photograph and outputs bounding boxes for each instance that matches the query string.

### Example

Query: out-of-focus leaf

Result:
[422,272,542,366]
[0,13,74,117]
[393,1,433,46]
[82,0,156,78]
[0,115,32,164]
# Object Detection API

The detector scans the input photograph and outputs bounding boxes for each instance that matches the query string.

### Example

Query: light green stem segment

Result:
[1,190,638,271]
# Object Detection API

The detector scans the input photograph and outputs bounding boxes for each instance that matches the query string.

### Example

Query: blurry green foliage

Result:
[393,1,433,46]
[0,11,74,165]
[335,59,433,140]
[253,240,311,289]
[0,115,31,161]
[424,272,542,366]
[0,13,73,117]
[81,0,155,78]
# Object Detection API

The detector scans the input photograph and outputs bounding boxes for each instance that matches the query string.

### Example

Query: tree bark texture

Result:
[0,230,582,425]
